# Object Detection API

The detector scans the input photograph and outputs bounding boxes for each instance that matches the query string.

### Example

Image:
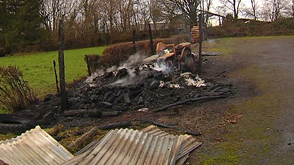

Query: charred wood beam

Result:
[135,119,201,136]
[64,109,123,117]
[153,95,228,112]
[135,119,178,128]
[67,126,99,152]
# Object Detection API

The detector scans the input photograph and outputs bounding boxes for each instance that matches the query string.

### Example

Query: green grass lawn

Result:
[0,46,106,112]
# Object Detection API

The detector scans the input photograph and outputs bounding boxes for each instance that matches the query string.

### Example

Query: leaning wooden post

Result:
[58,18,68,112]
[85,55,91,76]
[148,23,155,55]
[53,60,60,93]
[198,14,203,76]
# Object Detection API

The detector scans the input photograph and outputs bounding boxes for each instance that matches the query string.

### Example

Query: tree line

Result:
[0,0,293,56]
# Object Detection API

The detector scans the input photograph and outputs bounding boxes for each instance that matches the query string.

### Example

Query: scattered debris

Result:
[138,107,149,112]
[224,113,243,124]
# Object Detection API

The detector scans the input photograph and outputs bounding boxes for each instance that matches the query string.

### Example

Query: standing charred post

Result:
[53,60,60,93]
[85,55,91,76]
[198,14,203,76]
[58,18,68,112]
[148,23,155,55]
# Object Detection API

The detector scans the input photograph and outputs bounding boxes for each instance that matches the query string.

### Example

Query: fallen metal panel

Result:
[0,125,201,165]
[142,125,202,165]
[0,126,74,165]
[64,125,201,165]
[63,128,182,165]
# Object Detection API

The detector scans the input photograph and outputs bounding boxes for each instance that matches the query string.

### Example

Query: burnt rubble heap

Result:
[29,54,231,126]
[66,54,232,113]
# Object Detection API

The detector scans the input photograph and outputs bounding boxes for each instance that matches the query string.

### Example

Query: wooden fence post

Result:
[148,23,155,55]
[58,18,68,112]
[53,60,60,93]
[198,14,203,76]
[85,55,91,76]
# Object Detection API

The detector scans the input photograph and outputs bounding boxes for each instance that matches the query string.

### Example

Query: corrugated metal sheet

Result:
[0,125,201,165]
[0,126,74,165]
[64,125,202,165]
[142,125,202,165]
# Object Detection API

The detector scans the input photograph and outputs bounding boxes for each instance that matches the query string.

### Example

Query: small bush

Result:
[0,66,38,112]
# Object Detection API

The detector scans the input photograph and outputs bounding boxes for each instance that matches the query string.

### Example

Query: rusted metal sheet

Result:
[64,125,201,165]
[0,126,74,165]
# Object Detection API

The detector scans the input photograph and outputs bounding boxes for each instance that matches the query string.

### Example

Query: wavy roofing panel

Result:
[0,125,201,165]
[0,126,74,165]
[142,125,202,165]
[64,125,201,165]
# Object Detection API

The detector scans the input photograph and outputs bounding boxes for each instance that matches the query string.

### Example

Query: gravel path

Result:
[195,36,294,164]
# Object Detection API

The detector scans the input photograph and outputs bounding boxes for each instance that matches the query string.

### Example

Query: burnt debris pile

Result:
[66,54,232,114]
[28,54,232,127]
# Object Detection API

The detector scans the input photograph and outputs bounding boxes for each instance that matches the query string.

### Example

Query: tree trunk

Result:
[292,0,294,18]
[189,1,197,26]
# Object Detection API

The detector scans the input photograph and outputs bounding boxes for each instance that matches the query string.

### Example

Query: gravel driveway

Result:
[195,36,294,164]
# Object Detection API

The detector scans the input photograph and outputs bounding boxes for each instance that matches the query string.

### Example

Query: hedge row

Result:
[86,35,189,73]
[207,18,294,38]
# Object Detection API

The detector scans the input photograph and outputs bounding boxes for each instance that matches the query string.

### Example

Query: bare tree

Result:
[40,0,77,32]
[150,0,164,31]
[158,0,201,27]
[133,1,151,30]
[116,0,135,31]
[283,0,294,18]
[97,0,119,33]
[204,0,213,24]
[250,0,257,20]
[261,0,289,21]
[272,0,281,21]
[293,0,294,17]
[220,0,242,19]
